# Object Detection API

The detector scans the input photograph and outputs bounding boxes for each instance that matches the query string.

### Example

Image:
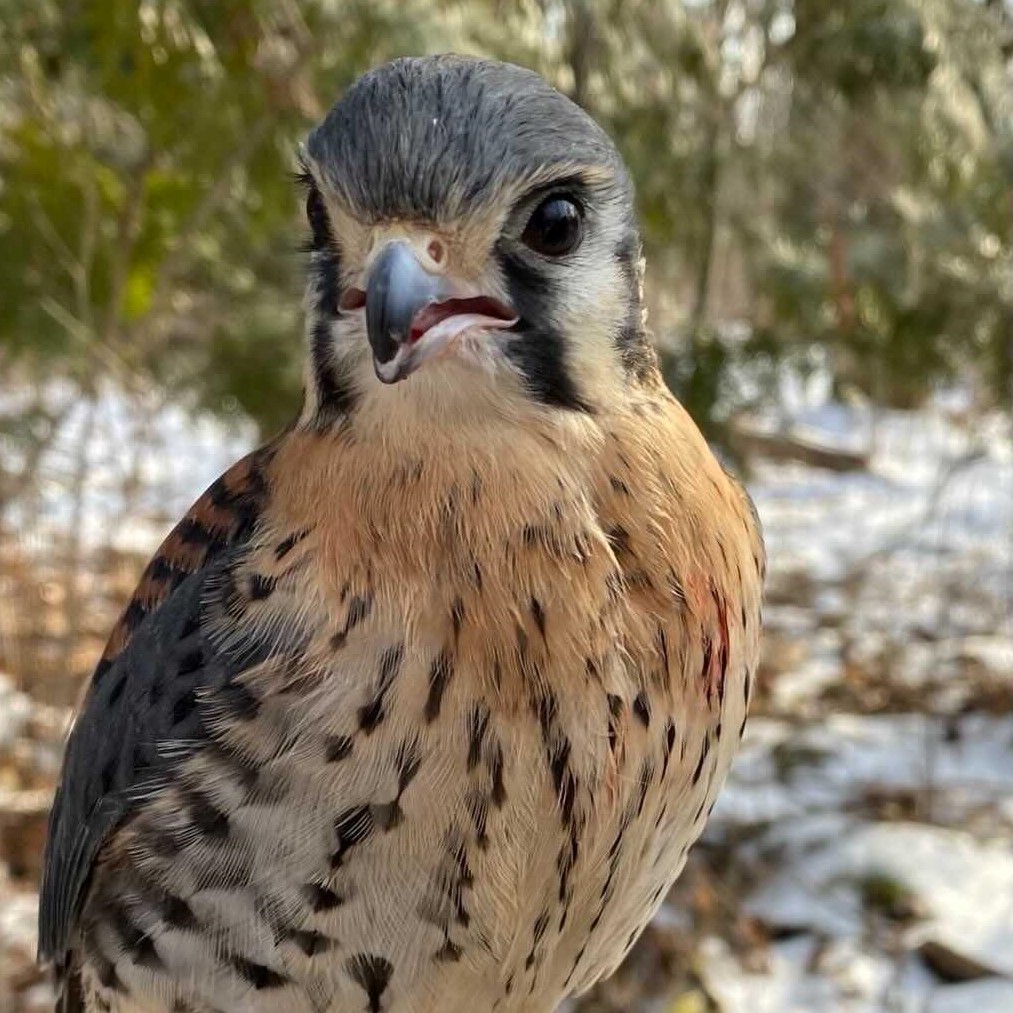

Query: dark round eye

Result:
[521,196,583,257]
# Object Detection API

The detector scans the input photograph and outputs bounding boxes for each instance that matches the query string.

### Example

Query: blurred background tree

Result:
[1,0,1009,450]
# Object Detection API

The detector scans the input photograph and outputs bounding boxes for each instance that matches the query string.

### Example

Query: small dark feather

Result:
[229,955,288,990]
[632,691,651,727]
[325,735,354,763]
[304,882,344,912]
[425,651,454,723]
[345,953,394,1013]
[288,928,333,957]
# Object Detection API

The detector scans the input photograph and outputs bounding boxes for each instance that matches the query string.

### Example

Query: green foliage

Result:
[0,0,454,426]
[0,0,1010,436]
[856,870,922,923]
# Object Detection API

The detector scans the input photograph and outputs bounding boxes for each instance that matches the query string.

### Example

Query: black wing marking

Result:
[38,550,294,972]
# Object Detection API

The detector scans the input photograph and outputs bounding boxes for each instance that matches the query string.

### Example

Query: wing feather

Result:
[39,445,276,971]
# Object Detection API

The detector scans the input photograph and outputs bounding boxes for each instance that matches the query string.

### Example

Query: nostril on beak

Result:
[426,239,446,266]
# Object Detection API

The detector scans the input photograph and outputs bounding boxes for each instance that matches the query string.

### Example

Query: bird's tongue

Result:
[409,296,516,343]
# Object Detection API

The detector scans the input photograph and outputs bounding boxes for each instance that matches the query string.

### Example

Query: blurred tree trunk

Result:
[58,400,97,680]
[690,113,723,335]
[564,0,597,110]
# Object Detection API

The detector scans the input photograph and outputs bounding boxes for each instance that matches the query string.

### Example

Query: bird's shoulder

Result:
[602,388,764,586]
[91,443,279,683]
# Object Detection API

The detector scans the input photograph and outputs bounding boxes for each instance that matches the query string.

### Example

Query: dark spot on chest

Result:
[451,597,465,642]
[467,704,491,770]
[331,806,375,867]
[248,574,276,600]
[287,928,333,956]
[605,524,632,557]
[435,939,462,962]
[325,735,354,763]
[303,882,345,912]
[93,953,125,993]
[661,718,677,778]
[105,902,163,971]
[358,644,404,733]
[346,953,394,1013]
[692,735,711,786]
[606,694,623,750]
[275,529,310,560]
[425,651,454,723]
[183,787,230,839]
[157,894,197,930]
[332,593,373,649]
[632,691,651,727]
[216,682,262,722]
[229,955,288,989]
[466,789,490,849]
[489,743,507,807]
[530,596,547,640]
[177,518,219,549]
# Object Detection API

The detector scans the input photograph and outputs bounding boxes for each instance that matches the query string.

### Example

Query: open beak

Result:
[359,240,516,384]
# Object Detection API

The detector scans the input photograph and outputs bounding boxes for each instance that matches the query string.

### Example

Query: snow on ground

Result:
[689,388,1013,1013]
[746,821,1013,972]
[715,713,1013,828]
[699,934,1013,1013]
[750,394,1012,616]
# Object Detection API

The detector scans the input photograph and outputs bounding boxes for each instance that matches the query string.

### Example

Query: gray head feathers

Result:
[306,55,630,223]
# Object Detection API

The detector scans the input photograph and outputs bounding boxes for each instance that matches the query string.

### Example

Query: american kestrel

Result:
[39,56,764,1012]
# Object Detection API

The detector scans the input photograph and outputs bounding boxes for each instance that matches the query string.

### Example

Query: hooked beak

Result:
[361,240,516,384]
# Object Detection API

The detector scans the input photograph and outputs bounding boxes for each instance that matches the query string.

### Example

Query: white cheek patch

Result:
[540,207,633,397]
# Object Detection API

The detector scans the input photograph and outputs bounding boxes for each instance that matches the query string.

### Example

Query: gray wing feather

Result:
[38,553,275,969]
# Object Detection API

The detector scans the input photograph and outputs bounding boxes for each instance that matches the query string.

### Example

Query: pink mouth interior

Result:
[339,288,515,341]
[409,297,516,343]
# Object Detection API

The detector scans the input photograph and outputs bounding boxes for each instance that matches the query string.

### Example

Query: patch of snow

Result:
[0,675,33,752]
[957,637,1013,677]
[770,633,843,711]
[747,397,1013,641]
[698,935,917,1012]
[715,713,1013,829]
[926,979,1013,1013]
[746,822,1013,979]
[0,888,38,955]
[699,946,1008,1013]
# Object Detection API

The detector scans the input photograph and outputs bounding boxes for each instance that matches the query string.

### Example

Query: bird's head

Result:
[298,55,655,430]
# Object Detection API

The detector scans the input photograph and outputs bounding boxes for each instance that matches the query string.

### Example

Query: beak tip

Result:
[373,353,409,385]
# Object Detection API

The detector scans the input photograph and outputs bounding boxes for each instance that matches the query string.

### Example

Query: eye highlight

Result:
[521,196,584,257]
